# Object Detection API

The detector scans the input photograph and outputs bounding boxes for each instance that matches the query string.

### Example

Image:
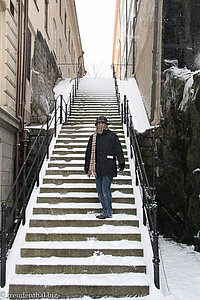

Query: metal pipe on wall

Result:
[15,0,29,207]
[150,0,159,122]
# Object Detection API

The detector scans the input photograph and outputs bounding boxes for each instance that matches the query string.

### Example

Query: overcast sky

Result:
[75,0,116,78]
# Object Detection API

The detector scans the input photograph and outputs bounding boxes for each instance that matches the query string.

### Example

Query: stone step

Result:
[9,273,149,298]
[65,120,123,126]
[61,124,124,130]
[59,128,124,135]
[37,194,135,204]
[42,176,132,185]
[55,138,126,144]
[52,146,128,154]
[46,168,131,176]
[33,208,136,216]
[47,161,129,171]
[71,106,119,110]
[39,185,133,194]
[29,214,139,228]
[16,256,146,274]
[57,132,125,138]
[50,155,129,162]
[20,240,144,258]
[25,225,141,241]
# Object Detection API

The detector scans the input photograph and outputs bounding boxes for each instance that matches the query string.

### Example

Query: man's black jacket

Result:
[84,129,125,177]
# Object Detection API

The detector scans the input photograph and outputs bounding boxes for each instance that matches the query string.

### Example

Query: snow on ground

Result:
[159,236,200,300]
[1,78,200,300]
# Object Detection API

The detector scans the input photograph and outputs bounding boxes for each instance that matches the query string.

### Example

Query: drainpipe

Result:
[132,16,136,74]
[125,0,128,78]
[150,0,159,122]
[15,0,29,207]
[21,0,29,127]
[15,0,23,206]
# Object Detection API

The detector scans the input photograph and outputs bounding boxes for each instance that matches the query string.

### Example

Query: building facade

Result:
[112,0,162,125]
[0,0,84,206]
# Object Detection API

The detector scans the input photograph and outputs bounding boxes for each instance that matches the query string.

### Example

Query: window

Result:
[10,1,14,16]
[53,19,57,55]
[44,0,49,32]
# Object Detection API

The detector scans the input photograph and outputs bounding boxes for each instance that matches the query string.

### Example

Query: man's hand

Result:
[119,163,125,171]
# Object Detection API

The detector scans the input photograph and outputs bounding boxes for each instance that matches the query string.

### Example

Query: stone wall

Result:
[162,0,200,71]
[141,67,200,245]
[31,31,61,124]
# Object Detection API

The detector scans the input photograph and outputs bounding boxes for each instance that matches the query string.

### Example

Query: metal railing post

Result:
[60,95,63,124]
[46,115,50,159]
[69,93,72,116]
[54,99,57,137]
[36,137,40,187]
[152,203,160,289]
[1,202,7,287]
[121,103,123,124]
[126,99,129,137]
[72,85,74,105]
[124,95,127,124]
[65,103,68,123]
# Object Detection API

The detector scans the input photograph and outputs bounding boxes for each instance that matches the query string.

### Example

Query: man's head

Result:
[95,115,108,126]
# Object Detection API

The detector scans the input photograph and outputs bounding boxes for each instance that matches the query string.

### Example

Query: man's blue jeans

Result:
[96,175,113,217]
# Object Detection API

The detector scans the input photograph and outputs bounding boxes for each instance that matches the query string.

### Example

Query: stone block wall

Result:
[31,31,61,124]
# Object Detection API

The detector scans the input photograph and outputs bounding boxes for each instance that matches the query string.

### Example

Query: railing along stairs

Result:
[113,66,160,289]
[0,73,80,288]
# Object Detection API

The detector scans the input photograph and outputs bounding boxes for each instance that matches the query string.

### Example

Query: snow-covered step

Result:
[45,167,131,176]
[36,192,135,204]
[42,176,132,185]
[20,240,144,258]
[32,205,136,215]
[39,184,133,194]
[29,213,139,228]
[16,255,146,274]
[9,273,149,298]
[25,224,141,242]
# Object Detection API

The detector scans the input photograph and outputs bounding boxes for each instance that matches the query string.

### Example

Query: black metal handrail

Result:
[113,66,160,289]
[0,77,79,288]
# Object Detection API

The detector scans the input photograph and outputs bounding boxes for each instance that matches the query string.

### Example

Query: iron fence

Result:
[113,66,160,289]
[0,77,79,288]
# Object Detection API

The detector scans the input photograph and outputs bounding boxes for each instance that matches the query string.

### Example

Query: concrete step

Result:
[39,185,133,194]
[52,146,128,154]
[46,167,131,176]
[61,124,124,131]
[37,194,135,204]
[9,273,149,298]
[25,225,141,242]
[42,176,132,185]
[29,214,139,228]
[32,202,137,215]
[57,132,125,138]
[16,256,146,274]
[54,138,126,144]
[20,240,144,258]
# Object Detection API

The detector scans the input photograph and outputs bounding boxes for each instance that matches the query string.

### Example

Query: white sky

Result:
[75,0,116,78]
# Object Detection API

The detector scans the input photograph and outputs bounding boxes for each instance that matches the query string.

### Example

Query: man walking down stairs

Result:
[9,78,150,298]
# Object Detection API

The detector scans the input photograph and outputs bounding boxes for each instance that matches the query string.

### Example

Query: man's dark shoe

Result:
[96,214,106,219]
[107,215,112,218]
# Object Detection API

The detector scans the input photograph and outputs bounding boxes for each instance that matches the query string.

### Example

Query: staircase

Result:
[9,78,150,298]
